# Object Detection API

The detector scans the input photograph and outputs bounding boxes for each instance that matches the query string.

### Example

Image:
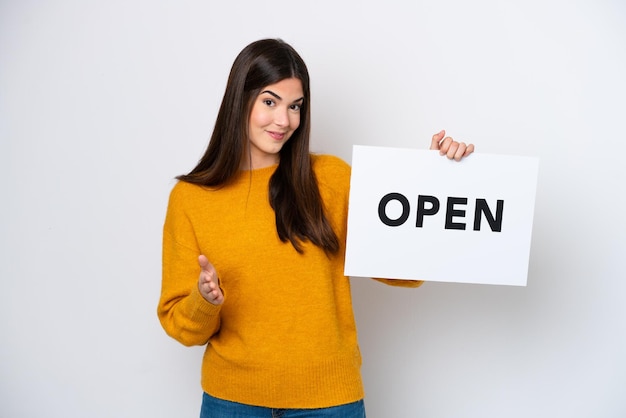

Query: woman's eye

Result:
[290,104,301,111]
[263,99,274,106]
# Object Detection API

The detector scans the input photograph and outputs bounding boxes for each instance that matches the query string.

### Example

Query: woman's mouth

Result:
[267,131,286,140]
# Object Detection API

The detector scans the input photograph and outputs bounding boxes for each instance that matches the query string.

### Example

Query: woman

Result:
[158,38,473,418]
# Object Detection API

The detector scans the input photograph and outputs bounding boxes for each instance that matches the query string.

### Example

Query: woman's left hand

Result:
[430,130,474,161]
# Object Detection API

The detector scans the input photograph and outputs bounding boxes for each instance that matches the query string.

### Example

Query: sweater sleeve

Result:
[157,183,221,347]
[373,278,424,288]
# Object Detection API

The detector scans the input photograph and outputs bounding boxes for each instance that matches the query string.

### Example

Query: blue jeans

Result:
[200,392,366,418]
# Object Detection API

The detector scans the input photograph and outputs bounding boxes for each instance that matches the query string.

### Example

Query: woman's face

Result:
[245,77,304,169]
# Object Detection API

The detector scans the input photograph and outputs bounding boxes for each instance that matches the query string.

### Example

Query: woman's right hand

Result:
[198,255,224,305]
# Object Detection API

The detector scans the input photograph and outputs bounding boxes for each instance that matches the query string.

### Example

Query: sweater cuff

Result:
[189,285,222,318]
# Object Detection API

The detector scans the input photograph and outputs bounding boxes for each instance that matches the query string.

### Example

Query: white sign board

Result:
[344,146,539,286]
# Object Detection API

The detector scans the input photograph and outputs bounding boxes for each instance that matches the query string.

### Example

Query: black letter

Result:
[416,195,440,227]
[378,193,410,227]
[473,199,504,232]
[445,197,467,230]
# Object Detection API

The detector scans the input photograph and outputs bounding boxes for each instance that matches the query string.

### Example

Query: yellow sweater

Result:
[158,154,421,409]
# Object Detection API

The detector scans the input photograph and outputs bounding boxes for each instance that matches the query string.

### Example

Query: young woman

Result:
[157,38,474,418]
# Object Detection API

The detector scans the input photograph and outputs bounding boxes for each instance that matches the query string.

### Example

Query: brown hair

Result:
[178,39,339,254]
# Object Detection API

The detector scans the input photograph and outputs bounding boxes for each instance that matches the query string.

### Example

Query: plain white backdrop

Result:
[1,1,624,417]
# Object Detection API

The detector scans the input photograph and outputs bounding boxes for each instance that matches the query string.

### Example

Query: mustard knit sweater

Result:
[158,154,421,409]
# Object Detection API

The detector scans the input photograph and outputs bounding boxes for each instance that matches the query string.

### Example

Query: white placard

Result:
[344,146,539,286]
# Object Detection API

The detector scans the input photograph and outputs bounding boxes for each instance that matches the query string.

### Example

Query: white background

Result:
[1,1,624,417]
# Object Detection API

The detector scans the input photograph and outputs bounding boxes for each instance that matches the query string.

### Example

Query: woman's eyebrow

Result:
[261,90,282,100]
[260,90,304,103]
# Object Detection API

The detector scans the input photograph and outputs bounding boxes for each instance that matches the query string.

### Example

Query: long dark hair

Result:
[178,39,339,254]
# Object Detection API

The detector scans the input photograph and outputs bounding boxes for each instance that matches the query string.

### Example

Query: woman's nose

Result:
[274,107,289,127]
